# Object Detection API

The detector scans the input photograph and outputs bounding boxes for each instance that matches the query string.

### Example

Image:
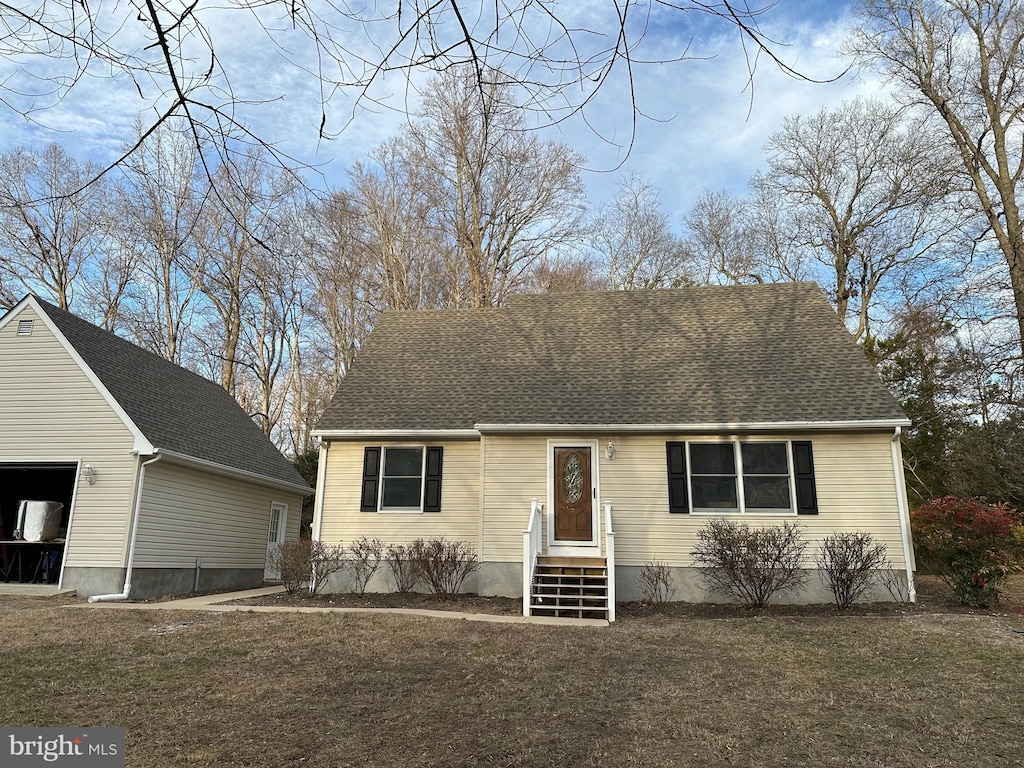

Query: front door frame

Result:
[546,439,601,556]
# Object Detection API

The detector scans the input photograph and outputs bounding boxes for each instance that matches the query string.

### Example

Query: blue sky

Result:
[0,1,884,218]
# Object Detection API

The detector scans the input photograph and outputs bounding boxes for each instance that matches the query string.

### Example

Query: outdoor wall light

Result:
[81,464,97,485]
[606,442,616,460]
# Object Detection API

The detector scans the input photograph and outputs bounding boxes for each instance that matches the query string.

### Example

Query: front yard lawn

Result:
[0,586,1022,768]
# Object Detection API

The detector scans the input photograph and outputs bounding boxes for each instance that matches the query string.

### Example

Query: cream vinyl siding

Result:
[133,461,302,569]
[319,440,480,548]
[0,305,138,568]
[479,431,909,569]
[598,431,909,569]
[481,435,548,562]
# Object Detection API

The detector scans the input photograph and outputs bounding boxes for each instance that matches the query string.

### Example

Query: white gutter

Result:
[155,449,312,495]
[312,429,481,439]
[890,427,917,602]
[88,453,163,602]
[313,420,912,440]
[474,419,912,434]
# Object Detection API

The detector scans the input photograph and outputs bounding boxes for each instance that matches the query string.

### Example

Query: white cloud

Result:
[0,0,891,211]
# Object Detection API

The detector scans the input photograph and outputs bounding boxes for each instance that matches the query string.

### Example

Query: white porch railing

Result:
[604,501,615,623]
[523,498,543,616]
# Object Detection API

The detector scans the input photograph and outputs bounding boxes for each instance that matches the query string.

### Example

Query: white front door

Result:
[264,502,288,580]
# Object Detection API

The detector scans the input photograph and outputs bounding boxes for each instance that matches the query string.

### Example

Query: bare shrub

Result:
[876,568,912,606]
[267,539,311,595]
[309,541,347,596]
[816,532,890,609]
[347,536,384,596]
[691,519,807,609]
[638,561,675,604]
[409,537,480,599]
[384,544,420,593]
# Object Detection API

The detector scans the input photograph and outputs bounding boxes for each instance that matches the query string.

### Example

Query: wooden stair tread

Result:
[537,556,606,567]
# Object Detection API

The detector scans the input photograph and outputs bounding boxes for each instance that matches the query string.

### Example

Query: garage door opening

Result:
[0,463,77,585]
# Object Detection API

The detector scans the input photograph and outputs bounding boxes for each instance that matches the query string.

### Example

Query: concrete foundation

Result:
[129,567,265,599]
[309,560,912,605]
[58,566,265,599]
[613,565,911,604]
[60,567,125,598]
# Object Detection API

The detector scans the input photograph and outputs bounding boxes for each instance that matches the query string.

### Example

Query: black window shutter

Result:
[792,441,819,515]
[360,447,381,512]
[423,446,444,513]
[666,441,689,514]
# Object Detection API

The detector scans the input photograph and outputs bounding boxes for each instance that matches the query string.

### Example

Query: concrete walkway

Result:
[68,586,610,627]
[0,584,76,597]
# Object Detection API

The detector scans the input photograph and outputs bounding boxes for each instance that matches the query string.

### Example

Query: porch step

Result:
[537,556,606,568]
[529,557,609,621]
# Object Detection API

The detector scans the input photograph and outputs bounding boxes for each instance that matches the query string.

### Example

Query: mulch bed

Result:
[227,574,1024,621]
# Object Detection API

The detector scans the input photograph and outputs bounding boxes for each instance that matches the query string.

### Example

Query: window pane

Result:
[692,476,738,509]
[743,477,792,509]
[384,447,423,476]
[741,443,789,474]
[382,477,422,508]
[690,443,735,474]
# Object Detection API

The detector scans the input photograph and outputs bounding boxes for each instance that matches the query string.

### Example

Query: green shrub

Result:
[912,496,1023,607]
[691,519,807,609]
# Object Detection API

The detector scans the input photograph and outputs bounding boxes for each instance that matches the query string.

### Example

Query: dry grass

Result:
[0,582,1022,768]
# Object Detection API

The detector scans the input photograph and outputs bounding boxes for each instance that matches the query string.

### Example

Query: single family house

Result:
[0,295,311,599]
[311,283,915,620]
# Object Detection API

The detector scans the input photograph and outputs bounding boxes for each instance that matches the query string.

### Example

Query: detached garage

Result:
[0,295,311,598]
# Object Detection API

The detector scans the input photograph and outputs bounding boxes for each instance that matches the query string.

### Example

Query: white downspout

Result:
[312,440,329,543]
[88,453,163,603]
[309,441,329,594]
[890,428,917,603]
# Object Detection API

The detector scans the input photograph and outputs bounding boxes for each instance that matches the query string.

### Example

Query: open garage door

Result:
[0,463,77,585]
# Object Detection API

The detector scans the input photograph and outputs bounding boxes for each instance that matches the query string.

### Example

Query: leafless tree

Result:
[589,172,691,290]
[407,67,587,307]
[523,254,606,294]
[848,0,1024,354]
[0,1,816,183]
[304,191,375,383]
[0,144,109,309]
[191,149,300,393]
[684,187,803,286]
[754,98,960,339]
[350,142,447,312]
[115,122,208,363]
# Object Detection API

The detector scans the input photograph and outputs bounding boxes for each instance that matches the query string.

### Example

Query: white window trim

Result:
[687,438,798,516]
[377,445,427,514]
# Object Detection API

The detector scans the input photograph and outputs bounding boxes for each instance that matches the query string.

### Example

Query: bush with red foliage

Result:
[911,496,1023,607]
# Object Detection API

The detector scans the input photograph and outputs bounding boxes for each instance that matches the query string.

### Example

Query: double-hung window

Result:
[688,441,794,514]
[360,445,444,513]
[380,447,425,511]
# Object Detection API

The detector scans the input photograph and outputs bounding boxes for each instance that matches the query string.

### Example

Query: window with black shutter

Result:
[360,445,444,512]
[665,440,817,516]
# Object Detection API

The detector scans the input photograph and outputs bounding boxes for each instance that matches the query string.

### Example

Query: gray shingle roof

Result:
[318,282,907,431]
[34,298,309,490]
